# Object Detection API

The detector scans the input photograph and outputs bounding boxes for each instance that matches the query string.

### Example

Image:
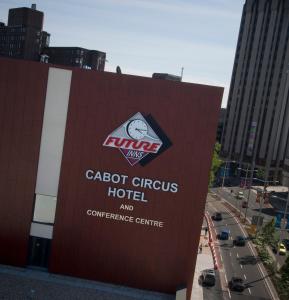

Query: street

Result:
[206,193,273,300]
[213,187,288,267]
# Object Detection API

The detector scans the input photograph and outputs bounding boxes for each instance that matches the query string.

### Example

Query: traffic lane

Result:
[215,188,273,224]
[220,205,272,300]
[208,201,272,299]
[214,188,288,268]
[212,211,252,299]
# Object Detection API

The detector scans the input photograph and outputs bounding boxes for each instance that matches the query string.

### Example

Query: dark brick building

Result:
[0,5,106,71]
[42,47,106,71]
[0,4,50,60]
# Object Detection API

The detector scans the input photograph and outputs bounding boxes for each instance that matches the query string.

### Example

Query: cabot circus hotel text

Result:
[85,169,179,202]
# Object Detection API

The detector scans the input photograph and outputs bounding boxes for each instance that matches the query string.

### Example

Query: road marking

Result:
[220,254,223,262]
[221,203,276,300]
[229,252,232,257]
[228,289,231,298]
[244,274,246,280]
[248,288,251,295]
[240,264,243,269]
[236,252,239,258]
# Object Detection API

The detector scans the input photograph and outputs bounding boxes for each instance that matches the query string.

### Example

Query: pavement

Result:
[191,220,216,300]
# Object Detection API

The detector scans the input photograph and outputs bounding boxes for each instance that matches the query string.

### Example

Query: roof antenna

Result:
[180,67,184,81]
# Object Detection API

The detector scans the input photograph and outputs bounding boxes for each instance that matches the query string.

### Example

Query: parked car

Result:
[212,212,222,221]
[199,269,216,286]
[242,201,248,208]
[229,277,246,292]
[282,239,289,250]
[272,243,287,255]
[218,228,230,240]
[233,236,246,246]
[236,191,244,199]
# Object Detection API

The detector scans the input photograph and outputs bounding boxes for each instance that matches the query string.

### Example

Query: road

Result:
[213,187,288,267]
[206,194,273,300]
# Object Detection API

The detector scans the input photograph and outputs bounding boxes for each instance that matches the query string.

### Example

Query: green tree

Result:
[279,256,289,299]
[256,168,265,180]
[260,218,276,246]
[209,142,222,186]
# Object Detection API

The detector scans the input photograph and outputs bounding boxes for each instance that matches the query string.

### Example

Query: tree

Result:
[260,218,276,246]
[279,256,289,299]
[209,142,222,186]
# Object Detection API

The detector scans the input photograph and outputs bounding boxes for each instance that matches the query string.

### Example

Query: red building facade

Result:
[0,58,222,298]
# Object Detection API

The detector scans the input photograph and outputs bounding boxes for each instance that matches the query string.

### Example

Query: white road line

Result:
[248,288,251,294]
[236,252,239,258]
[224,273,228,283]
[240,264,243,269]
[244,274,246,280]
[229,252,232,257]
[220,254,223,262]
[228,289,231,298]
[221,204,275,300]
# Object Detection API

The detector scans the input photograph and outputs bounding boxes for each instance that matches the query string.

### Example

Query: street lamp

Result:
[253,177,279,233]
[221,160,236,189]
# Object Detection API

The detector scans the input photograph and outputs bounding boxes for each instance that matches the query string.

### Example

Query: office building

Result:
[0,4,50,60]
[221,0,289,181]
[42,47,106,71]
[0,5,106,71]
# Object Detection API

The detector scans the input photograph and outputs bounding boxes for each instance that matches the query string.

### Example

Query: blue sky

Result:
[0,0,244,107]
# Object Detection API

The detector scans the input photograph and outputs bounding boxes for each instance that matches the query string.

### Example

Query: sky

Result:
[0,0,245,107]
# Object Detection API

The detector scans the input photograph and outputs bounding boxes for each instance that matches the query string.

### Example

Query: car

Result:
[242,201,248,208]
[272,243,287,255]
[233,235,246,246]
[236,191,244,199]
[279,243,287,255]
[282,239,289,250]
[212,212,222,221]
[218,228,230,240]
[229,277,246,292]
[199,269,216,286]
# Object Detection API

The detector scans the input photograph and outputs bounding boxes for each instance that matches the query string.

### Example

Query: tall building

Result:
[0,4,50,60]
[0,5,106,71]
[221,0,289,181]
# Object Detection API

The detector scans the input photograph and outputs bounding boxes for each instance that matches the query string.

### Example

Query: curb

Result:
[204,212,219,270]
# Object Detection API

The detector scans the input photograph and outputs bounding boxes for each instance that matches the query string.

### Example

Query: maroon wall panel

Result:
[0,58,48,266]
[50,69,223,294]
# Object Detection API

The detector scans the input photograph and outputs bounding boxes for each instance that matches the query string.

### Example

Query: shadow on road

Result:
[237,255,260,265]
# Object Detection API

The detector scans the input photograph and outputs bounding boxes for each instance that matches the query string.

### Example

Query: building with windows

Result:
[42,47,106,71]
[0,57,222,299]
[0,4,50,60]
[221,0,289,181]
[0,5,106,71]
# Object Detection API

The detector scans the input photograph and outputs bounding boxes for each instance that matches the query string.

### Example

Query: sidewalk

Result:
[191,222,215,300]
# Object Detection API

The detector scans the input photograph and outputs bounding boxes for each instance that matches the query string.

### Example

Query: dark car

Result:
[229,277,245,292]
[242,201,248,208]
[282,239,289,250]
[233,236,246,246]
[199,269,216,287]
[212,212,222,221]
[218,228,230,240]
